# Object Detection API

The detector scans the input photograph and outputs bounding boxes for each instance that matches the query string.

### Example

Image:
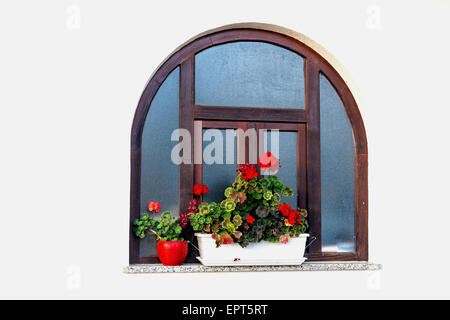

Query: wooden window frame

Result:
[130,26,368,264]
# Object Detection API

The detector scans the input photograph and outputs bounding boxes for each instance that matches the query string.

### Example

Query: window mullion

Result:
[305,59,322,254]
[179,57,196,262]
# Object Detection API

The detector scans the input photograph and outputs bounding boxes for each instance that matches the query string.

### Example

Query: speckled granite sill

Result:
[124,262,382,273]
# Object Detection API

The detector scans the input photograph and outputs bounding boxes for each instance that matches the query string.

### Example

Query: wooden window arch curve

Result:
[130,23,368,264]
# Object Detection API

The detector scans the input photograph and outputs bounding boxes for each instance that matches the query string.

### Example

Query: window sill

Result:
[124,262,382,274]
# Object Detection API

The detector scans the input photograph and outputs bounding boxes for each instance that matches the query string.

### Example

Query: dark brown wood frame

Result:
[130,26,368,264]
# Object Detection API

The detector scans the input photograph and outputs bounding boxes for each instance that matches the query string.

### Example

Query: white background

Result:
[0,0,449,299]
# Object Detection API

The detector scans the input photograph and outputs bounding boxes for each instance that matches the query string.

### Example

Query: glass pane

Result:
[195,41,305,109]
[320,74,355,252]
[140,68,180,256]
[202,129,237,203]
[263,131,298,209]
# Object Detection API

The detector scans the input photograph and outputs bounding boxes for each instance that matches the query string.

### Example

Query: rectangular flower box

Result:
[195,233,309,266]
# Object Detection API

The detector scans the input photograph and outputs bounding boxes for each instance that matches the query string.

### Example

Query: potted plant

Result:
[190,158,309,266]
[133,201,188,266]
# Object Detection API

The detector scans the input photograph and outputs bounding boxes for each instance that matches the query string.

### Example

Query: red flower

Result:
[193,185,203,196]
[239,163,258,181]
[188,199,199,214]
[287,210,299,226]
[288,216,296,226]
[179,211,190,228]
[246,215,255,224]
[193,184,209,196]
[148,201,161,213]
[278,203,292,217]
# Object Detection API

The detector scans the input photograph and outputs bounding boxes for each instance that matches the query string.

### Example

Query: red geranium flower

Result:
[239,163,258,181]
[179,211,190,228]
[246,215,255,224]
[278,203,292,217]
[148,201,161,213]
[193,184,209,196]
[288,216,296,226]
[188,199,199,214]
[193,185,203,196]
[287,210,299,225]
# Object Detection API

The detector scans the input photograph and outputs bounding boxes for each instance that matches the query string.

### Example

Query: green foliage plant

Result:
[133,211,184,241]
[190,162,308,247]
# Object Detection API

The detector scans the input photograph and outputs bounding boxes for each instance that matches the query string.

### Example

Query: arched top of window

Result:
[130,23,368,264]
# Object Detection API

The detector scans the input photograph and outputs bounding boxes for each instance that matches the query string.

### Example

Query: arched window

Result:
[130,24,368,264]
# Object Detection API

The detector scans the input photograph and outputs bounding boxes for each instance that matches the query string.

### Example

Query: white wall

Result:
[0,0,449,299]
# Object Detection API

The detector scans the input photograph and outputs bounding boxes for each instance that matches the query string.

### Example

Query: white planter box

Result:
[195,233,309,266]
